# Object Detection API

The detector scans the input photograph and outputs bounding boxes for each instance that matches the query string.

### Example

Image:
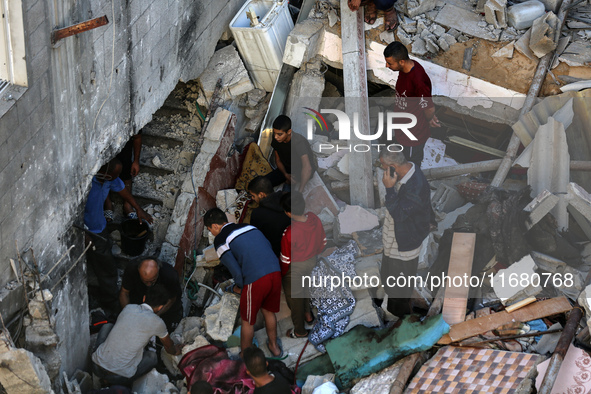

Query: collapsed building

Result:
[0,0,591,391]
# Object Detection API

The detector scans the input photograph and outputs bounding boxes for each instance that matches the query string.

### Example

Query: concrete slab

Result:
[529,12,558,58]
[523,189,559,230]
[514,28,538,61]
[558,42,591,67]
[527,118,570,229]
[336,205,380,239]
[352,255,382,290]
[203,293,240,342]
[283,20,325,68]
[485,0,508,28]
[492,41,514,58]
[404,0,438,17]
[434,4,500,41]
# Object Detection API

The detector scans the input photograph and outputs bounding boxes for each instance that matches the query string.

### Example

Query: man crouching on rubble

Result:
[204,208,284,358]
[375,150,431,319]
[92,285,181,385]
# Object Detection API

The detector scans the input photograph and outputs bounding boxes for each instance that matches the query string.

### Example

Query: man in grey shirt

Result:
[92,285,181,383]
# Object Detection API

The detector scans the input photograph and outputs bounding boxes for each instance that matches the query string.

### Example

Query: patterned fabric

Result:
[406,346,543,393]
[234,143,273,191]
[309,241,359,353]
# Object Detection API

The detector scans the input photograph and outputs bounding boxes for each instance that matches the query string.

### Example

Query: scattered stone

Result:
[25,321,59,348]
[492,41,515,58]
[529,12,558,58]
[246,89,266,107]
[0,343,53,394]
[404,0,439,18]
[485,0,508,28]
[325,167,348,182]
[28,300,49,320]
[437,37,450,51]
[457,35,470,43]
[401,19,418,34]
[440,32,457,46]
[432,184,465,213]
[447,28,461,38]
[379,30,396,44]
[204,293,240,342]
[417,19,429,31]
[420,29,432,39]
[152,155,162,167]
[425,36,439,53]
[514,27,537,61]
[336,205,380,240]
[478,21,488,27]
[487,24,495,31]
[411,37,428,56]
[430,23,446,37]
[558,42,591,67]
[318,207,336,234]
[493,254,542,305]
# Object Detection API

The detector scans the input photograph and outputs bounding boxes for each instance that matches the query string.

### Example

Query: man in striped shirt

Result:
[204,208,283,358]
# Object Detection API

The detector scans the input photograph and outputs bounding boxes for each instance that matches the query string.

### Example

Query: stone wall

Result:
[0,0,245,378]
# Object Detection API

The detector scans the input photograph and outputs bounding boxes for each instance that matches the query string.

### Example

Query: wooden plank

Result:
[448,136,506,158]
[439,296,572,344]
[442,233,476,326]
[52,16,109,44]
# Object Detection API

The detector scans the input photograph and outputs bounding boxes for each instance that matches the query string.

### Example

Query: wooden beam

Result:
[52,16,109,45]
[442,233,476,326]
[438,296,572,344]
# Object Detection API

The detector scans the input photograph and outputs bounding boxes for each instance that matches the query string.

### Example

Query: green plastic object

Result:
[325,314,450,389]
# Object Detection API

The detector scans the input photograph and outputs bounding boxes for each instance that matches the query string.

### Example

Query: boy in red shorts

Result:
[204,208,283,358]
[279,192,327,338]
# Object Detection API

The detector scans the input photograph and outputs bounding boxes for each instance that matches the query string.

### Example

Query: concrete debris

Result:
[432,183,466,213]
[325,167,348,182]
[283,20,325,68]
[485,0,508,29]
[0,341,54,394]
[352,228,383,257]
[514,28,538,61]
[439,33,458,47]
[492,41,515,58]
[28,300,49,320]
[523,189,559,229]
[246,89,266,107]
[197,45,254,106]
[401,18,418,34]
[507,0,546,30]
[379,30,396,44]
[493,254,542,305]
[529,12,558,58]
[286,60,325,136]
[317,207,336,235]
[418,233,438,270]
[347,290,383,329]
[131,368,175,394]
[425,36,440,53]
[204,293,240,342]
[437,37,450,52]
[558,42,591,67]
[579,284,591,332]
[457,35,470,43]
[65,370,92,394]
[567,182,591,241]
[302,374,336,394]
[337,153,350,175]
[435,4,500,41]
[328,9,339,27]
[430,24,446,37]
[335,205,379,241]
[403,0,438,18]
[531,323,562,355]
[435,203,474,237]
[412,38,428,56]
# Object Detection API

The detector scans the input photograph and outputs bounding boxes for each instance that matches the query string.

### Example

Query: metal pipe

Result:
[491,0,574,187]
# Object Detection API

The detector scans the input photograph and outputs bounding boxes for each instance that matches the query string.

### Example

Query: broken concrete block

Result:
[437,37,450,51]
[424,36,440,53]
[514,28,538,61]
[379,30,396,44]
[328,9,339,27]
[435,3,501,41]
[485,0,508,29]
[302,374,336,394]
[401,19,418,34]
[412,38,428,56]
[285,60,325,137]
[492,41,515,58]
[28,300,49,320]
[162,334,209,376]
[558,42,591,67]
[336,205,379,241]
[350,358,406,394]
[131,368,171,394]
[440,33,457,47]
[204,293,240,342]
[197,45,254,106]
[523,189,559,229]
[352,228,383,257]
[25,321,59,348]
[430,24,446,37]
[246,89,266,107]
[447,28,461,38]
[0,346,53,394]
[284,20,325,68]
[303,172,340,216]
[34,290,52,303]
[457,35,470,43]
[579,284,591,332]
[419,29,432,40]
[529,12,558,58]
[432,184,466,213]
[493,254,542,305]
[165,192,195,246]
[158,242,178,266]
[404,0,438,18]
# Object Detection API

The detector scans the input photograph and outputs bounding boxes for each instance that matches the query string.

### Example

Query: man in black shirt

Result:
[120,258,182,331]
[243,346,292,394]
[266,115,317,193]
[248,176,290,257]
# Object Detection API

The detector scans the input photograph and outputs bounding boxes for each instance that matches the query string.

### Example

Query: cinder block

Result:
[484,0,508,28]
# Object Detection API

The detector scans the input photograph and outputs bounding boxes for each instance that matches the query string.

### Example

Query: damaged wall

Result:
[0,0,244,378]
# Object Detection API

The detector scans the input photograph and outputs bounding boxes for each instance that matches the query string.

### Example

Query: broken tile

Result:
[529,12,558,58]
[492,41,515,58]
[485,0,508,28]
[493,254,542,305]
